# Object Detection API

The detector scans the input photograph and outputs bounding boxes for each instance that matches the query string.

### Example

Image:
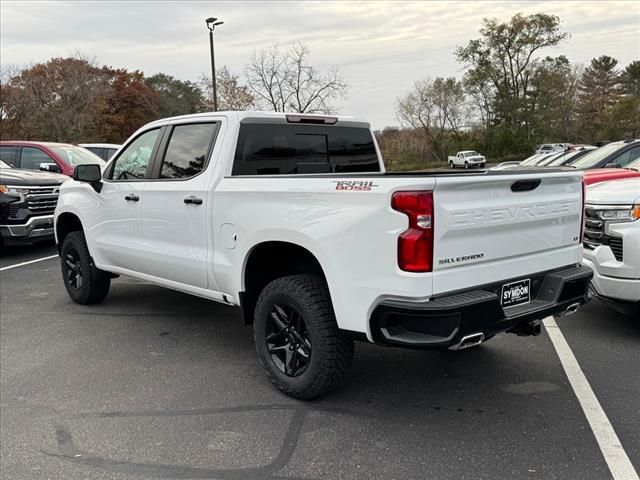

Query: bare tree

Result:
[397,77,467,162]
[246,43,347,114]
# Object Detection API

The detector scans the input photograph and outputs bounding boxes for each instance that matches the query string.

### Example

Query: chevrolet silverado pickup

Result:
[54,111,592,399]
[0,160,67,247]
[583,178,640,316]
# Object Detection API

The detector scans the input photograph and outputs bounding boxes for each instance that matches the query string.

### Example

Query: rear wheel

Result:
[449,161,454,168]
[254,274,354,400]
[60,231,111,304]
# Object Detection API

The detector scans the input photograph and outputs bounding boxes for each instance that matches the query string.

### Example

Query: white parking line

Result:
[0,255,58,272]
[543,316,639,480]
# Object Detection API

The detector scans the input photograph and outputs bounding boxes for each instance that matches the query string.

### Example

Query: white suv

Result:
[535,143,567,155]
[583,178,640,316]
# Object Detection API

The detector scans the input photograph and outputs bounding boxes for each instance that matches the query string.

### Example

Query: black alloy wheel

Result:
[59,231,111,304]
[253,274,354,399]
[64,249,83,291]
[266,303,312,377]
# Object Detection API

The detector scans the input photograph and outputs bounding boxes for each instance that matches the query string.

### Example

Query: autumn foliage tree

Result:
[0,57,161,143]
[94,67,158,143]
[1,57,105,141]
[200,66,255,111]
[145,73,203,118]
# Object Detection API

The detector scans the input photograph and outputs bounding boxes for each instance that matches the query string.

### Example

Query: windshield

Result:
[537,152,566,166]
[0,160,11,168]
[520,154,545,165]
[626,158,640,171]
[546,150,586,167]
[570,143,623,169]
[465,151,480,156]
[50,146,106,167]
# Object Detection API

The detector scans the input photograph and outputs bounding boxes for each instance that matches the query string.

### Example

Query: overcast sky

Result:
[2,1,639,128]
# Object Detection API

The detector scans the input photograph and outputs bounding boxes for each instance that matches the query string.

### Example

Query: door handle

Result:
[184,196,203,205]
[124,194,139,202]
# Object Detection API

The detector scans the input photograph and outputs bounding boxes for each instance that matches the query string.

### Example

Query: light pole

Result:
[205,17,224,111]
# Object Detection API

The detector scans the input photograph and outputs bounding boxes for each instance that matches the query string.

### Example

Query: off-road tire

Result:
[254,274,354,400]
[60,231,111,304]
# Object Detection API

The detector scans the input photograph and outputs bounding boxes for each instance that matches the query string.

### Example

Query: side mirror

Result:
[603,163,620,169]
[39,162,60,173]
[73,164,103,192]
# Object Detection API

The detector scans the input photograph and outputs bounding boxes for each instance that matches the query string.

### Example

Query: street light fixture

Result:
[205,17,224,111]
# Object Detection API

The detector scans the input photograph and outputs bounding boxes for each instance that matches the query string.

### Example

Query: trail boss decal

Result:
[501,279,531,307]
[334,180,378,191]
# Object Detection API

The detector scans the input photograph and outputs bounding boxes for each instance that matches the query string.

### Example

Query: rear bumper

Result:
[370,264,592,349]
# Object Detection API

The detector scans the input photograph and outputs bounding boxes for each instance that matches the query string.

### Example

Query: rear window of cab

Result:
[232,124,380,175]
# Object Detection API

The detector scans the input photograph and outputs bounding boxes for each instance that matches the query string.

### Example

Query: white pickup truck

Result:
[54,111,592,399]
[583,178,640,316]
[448,150,486,168]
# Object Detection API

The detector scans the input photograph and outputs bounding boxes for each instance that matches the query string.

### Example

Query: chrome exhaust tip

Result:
[560,302,581,317]
[449,332,485,351]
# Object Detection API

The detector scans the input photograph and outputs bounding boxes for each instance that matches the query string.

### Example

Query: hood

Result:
[587,178,640,205]
[0,168,68,186]
[583,168,640,185]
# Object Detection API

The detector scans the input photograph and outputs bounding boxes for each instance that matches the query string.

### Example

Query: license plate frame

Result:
[501,279,531,308]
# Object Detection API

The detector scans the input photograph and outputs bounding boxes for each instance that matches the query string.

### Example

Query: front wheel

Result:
[254,274,354,400]
[464,161,469,169]
[60,231,111,304]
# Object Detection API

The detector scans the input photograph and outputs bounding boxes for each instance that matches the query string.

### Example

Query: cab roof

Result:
[144,111,370,129]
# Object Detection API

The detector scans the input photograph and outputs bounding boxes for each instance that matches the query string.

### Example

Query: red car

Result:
[583,158,640,185]
[0,141,105,177]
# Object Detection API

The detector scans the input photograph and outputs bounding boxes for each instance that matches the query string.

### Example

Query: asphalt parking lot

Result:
[1,244,638,480]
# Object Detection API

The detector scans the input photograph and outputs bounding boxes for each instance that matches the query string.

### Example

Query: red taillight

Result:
[391,191,434,272]
[580,180,586,243]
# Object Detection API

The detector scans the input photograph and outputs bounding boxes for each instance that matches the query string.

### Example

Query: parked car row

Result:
[494,139,640,171]
[0,141,120,247]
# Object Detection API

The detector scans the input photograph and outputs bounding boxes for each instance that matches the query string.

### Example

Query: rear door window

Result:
[156,123,218,179]
[232,124,380,175]
[20,147,54,170]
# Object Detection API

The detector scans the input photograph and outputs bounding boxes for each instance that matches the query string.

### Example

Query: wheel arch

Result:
[55,212,84,252]
[239,241,329,325]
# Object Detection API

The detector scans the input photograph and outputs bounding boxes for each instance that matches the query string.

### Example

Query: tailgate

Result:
[431,171,583,295]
